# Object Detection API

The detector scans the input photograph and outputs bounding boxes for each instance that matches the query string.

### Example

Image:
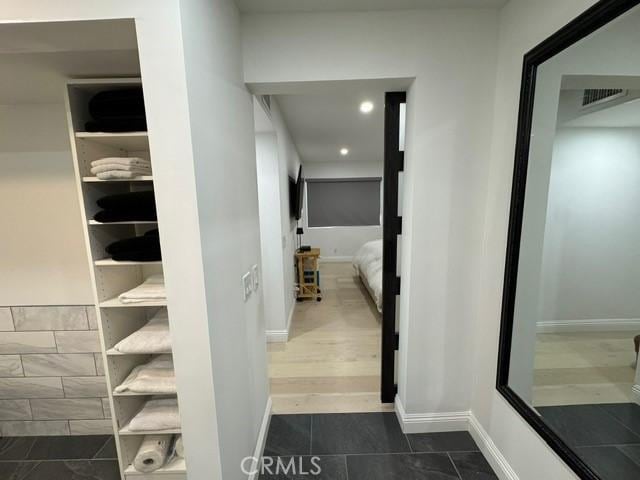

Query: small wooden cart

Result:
[295,248,322,302]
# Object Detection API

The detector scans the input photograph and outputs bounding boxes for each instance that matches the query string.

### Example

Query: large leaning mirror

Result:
[497,1,640,479]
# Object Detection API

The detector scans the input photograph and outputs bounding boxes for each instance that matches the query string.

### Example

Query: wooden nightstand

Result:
[295,248,322,302]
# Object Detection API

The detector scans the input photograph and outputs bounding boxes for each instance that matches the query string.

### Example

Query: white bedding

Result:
[353,239,383,312]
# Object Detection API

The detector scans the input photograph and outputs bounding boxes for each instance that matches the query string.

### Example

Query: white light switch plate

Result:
[242,272,252,301]
[251,264,259,290]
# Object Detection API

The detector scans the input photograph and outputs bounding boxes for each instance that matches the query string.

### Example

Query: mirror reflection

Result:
[508,5,640,479]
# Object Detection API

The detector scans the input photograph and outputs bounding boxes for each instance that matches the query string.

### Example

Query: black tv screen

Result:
[289,165,304,220]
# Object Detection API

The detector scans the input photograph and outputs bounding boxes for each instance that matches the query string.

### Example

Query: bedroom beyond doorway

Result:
[252,79,408,414]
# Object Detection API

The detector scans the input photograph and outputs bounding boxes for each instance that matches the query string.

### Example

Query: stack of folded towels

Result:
[115,355,175,394]
[85,87,147,133]
[112,309,171,354]
[106,229,161,262]
[90,157,152,180]
[94,191,156,223]
[129,396,180,433]
[118,275,167,305]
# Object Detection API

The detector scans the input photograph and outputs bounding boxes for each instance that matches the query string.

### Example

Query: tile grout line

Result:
[92,436,112,459]
[309,414,313,456]
[446,452,464,480]
[343,454,349,480]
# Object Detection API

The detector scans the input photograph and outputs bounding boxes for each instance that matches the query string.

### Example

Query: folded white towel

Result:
[91,157,150,167]
[133,435,171,473]
[114,355,175,394]
[129,396,180,432]
[119,274,166,304]
[91,164,151,175]
[113,309,171,354]
[96,170,151,180]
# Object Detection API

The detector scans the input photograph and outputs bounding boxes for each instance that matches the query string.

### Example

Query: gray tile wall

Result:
[0,306,112,436]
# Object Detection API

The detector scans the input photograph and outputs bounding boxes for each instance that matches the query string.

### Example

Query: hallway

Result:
[260,412,498,479]
[268,262,390,414]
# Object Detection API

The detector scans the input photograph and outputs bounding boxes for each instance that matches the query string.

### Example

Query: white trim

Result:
[248,396,272,480]
[536,318,640,333]
[319,256,353,263]
[266,329,289,343]
[632,385,640,406]
[265,304,295,343]
[468,413,519,480]
[394,396,470,433]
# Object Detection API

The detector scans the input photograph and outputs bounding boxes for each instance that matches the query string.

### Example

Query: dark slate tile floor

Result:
[538,403,640,480]
[260,413,498,480]
[0,435,118,480]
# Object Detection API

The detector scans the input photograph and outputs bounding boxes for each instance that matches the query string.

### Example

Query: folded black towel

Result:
[89,88,146,120]
[85,118,147,133]
[93,209,157,223]
[105,229,161,262]
[96,190,155,211]
[94,191,156,223]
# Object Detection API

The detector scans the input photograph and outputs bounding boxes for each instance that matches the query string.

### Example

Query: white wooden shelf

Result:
[124,457,186,476]
[76,131,149,150]
[94,259,162,267]
[83,176,154,183]
[68,78,184,480]
[107,348,171,357]
[89,220,158,226]
[100,297,167,308]
[113,390,177,397]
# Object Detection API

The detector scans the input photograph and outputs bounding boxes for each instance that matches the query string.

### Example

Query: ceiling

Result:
[0,20,139,104]
[275,79,409,164]
[237,0,507,14]
[563,98,640,128]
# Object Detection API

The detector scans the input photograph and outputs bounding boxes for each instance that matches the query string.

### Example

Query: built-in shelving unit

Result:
[65,78,185,480]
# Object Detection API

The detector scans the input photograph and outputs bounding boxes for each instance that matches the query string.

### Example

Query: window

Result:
[306,177,382,227]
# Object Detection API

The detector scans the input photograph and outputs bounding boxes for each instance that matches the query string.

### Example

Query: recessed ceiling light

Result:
[359,101,374,114]
[340,147,349,156]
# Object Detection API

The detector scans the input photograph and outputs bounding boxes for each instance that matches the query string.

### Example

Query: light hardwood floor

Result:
[533,331,638,407]
[268,262,393,414]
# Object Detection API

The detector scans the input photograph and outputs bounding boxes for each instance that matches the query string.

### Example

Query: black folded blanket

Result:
[94,191,157,223]
[105,229,161,261]
[85,118,147,133]
[85,87,147,132]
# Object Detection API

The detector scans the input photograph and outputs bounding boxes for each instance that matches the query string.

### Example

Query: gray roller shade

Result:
[306,177,381,227]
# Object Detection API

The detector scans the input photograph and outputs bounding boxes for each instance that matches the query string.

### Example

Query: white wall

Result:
[540,127,640,324]
[255,129,289,337]
[270,99,301,323]
[0,104,93,305]
[1,2,268,479]
[302,160,383,259]
[470,1,601,479]
[243,9,500,419]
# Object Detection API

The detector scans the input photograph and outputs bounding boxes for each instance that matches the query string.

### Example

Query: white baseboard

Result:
[536,318,640,333]
[394,396,470,433]
[266,330,289,343]
[468,413,519,480]
[266,306,295,343]
[248,396,272,480]
[632,385,640,406]
[319,256,353,263]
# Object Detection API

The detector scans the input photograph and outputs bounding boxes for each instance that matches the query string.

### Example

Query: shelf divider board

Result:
[65,78,184,480]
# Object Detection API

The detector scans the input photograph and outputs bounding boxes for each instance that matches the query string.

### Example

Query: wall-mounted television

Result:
[289,165,304,220]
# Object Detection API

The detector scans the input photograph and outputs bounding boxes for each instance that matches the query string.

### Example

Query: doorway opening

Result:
[252,79,409,414]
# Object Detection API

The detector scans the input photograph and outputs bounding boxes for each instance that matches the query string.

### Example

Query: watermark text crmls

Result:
[241,456,322,476]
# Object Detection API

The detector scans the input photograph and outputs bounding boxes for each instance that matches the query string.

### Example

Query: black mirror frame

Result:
[495,1,640,479]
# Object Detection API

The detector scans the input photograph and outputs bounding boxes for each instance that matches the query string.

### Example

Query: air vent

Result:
[581,88,627,108]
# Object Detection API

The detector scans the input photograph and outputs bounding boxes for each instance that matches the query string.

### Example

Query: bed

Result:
[353,239,383,313]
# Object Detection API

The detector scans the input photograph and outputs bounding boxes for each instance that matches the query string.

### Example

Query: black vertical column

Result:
[381,92,406,403]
